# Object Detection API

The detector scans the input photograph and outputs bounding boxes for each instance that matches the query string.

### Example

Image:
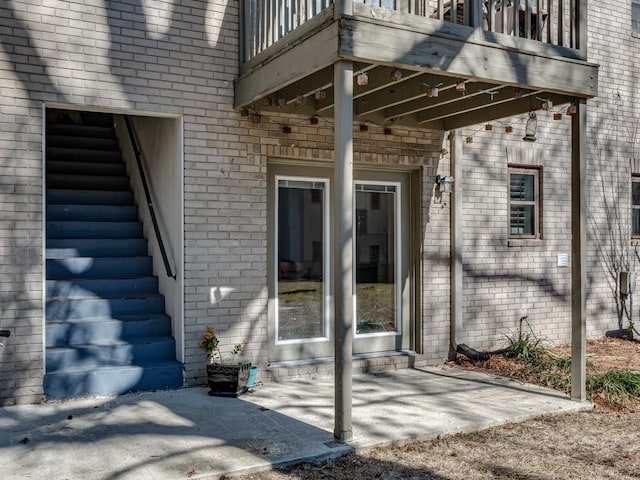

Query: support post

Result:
[576,0,588,57]
[334,0,353,19]
[449,130,464,360]
[571,98,587,402]
[333,59,354,442]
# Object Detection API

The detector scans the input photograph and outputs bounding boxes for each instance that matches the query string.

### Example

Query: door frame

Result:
[267,160,421,362]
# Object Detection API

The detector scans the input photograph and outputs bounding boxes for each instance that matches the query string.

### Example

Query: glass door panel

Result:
[355,183,399,335]
[276,178,328,342]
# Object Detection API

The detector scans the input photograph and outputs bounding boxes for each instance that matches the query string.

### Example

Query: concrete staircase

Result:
[44,112,182,399]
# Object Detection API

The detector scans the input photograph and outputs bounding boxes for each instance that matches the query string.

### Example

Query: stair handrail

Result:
[123,116,177,280]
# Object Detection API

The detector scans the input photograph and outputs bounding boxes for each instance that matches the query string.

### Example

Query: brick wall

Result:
[0,0,450,402]
[585,1,640,338]
[0,0,636,404]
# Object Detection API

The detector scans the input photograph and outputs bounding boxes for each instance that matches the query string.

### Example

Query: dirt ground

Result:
[233,338,640,480]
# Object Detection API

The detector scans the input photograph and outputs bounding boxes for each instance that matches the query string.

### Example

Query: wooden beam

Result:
[275,67,334,105]
[354,72,457,117]
[441,92,570,130]
[235,22,339,109]
[382,81,499,121]
[316,66,423,114]
[576,0,588,56]
[333,60,354,443]
[449,130,464,359]
[417,85,512,124]
[571,98,587,402]
[340,16,598,98]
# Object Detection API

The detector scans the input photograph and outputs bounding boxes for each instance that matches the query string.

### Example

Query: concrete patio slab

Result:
[0,366,591,479]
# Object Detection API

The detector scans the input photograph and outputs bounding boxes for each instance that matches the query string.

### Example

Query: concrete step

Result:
[46,238,148,258]
[45,336,177,372]
[47,134,119,151]
[46,314,172,347]
[46,277,158,298]
[47,189,134,206]
[47,147,123,163]
[47,160,126,176]
[43,361,183,399]
[46,295,165,321]
[47,173,130,191]
[47,205,138,222]
[46,257,153,279]
[47,221,143,239]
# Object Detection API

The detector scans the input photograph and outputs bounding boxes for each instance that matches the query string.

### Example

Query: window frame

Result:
[633,0,640,35]
[631,175,640,238]
[508,166,541,240]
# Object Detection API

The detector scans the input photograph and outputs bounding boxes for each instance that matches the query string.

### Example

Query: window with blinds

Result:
[509,167,541,239]
[632,176,640,237]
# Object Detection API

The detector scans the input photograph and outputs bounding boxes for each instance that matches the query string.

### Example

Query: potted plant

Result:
[199,327,251,397]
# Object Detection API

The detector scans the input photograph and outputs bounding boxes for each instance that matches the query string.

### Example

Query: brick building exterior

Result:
[0,0,630,406]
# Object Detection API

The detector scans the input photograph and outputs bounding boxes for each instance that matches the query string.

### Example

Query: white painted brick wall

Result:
[0,0,637,404]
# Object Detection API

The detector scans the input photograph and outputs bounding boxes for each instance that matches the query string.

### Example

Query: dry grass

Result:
[233,338,640,480]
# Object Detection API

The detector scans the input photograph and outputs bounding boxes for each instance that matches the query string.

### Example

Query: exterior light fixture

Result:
[456,82,466,94]
[390,69,403,81]
[567,104,577,115]
[553,113,562,120]
[384,127,392,135]
[357,72,369,86]
[541,100,553,110]
[282,125,292,134]
[466,136,473,143]
[435,175,454,193]
[250,114,261,124]
[485,123,493,131]
[315,90,327,100]
[296,95,306,106]
[359,124,368,131]
[522,112,537,142]
[505,125,513,133]
[309,116,319,125]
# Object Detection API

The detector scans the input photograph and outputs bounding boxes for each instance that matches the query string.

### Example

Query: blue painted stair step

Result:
[46,238,149,258]
[44,113,182,399]
[46,314,172,347]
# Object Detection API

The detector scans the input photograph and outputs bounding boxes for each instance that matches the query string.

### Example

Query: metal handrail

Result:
[123,116,176,280]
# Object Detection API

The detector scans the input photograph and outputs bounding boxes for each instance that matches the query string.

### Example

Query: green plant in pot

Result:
[199,327,251,397]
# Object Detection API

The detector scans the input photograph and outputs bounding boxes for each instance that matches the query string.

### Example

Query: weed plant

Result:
[501,318,640,409]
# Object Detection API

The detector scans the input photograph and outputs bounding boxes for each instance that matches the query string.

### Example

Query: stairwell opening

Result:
[43,108,184,399]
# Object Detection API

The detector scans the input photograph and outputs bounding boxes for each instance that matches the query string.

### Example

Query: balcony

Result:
[235,1,598,129]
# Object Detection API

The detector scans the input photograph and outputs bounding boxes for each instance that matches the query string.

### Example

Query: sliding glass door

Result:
[268,165,412,361]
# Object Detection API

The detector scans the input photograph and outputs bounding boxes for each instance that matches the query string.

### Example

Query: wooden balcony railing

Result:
[240,0,586,64]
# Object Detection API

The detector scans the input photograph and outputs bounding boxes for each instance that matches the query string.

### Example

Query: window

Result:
[509,167,541,238]
[632,176,640,237]
[633,0,640,34]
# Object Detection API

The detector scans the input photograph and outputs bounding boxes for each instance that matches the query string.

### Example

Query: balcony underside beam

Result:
[340,18,598,99]
[235,10,597,130]
[235,22,340,110]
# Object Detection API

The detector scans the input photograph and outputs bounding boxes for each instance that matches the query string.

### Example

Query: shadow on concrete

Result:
[0,367,588,479]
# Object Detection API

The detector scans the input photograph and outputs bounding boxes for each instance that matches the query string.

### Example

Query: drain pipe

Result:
[449,130,464,360]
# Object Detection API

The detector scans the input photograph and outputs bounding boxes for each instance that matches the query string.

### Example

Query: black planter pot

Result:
[606,329,634,340]
[207,361,251,398]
